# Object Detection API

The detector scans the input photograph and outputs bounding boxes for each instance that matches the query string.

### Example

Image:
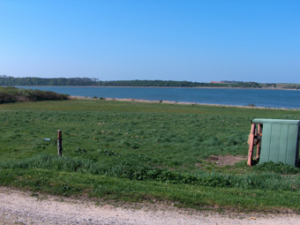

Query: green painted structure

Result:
[252,119,300,167]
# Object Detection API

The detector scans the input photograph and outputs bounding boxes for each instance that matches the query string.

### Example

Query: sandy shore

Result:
[69,95,299,111]
[1,187,300,225]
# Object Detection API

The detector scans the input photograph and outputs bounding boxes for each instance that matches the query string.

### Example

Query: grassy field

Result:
[1,99,300,212]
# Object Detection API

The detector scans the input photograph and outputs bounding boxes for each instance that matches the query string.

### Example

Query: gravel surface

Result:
[1,187,300,225]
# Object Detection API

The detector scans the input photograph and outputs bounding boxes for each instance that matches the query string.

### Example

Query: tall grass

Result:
[1,154,300,192]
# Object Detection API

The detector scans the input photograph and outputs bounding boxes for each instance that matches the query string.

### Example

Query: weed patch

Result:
[254,162,300,174]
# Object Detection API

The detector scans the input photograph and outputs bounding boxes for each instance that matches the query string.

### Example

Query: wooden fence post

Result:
[57,130,62,156]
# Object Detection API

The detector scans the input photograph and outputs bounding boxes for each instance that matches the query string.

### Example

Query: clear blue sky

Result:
[1,0,299,83]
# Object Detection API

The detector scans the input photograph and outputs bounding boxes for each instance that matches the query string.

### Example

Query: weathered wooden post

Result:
[247,124,255,166]
[57,130,62,156]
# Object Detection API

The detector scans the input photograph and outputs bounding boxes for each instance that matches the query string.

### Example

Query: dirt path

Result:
[0,187,299,225]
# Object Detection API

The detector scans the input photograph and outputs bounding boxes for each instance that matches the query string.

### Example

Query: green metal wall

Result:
[252,119,300,166]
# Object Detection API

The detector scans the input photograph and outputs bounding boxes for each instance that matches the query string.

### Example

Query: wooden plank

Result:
[247,124,255,166]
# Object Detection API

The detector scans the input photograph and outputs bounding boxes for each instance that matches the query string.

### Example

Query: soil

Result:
[206,155,247,166]
[1,187,300,225]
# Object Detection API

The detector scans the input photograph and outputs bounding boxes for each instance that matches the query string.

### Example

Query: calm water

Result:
[19,86,300,109]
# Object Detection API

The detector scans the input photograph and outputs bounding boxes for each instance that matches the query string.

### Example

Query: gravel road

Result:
[1,187,299,225]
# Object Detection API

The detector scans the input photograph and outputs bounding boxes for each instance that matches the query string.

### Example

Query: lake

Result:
[18,86,300,109]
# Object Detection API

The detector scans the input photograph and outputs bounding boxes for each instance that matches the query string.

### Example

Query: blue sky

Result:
[0,0,299,83]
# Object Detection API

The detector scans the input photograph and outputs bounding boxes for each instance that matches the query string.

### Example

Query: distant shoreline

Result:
[69,96,299,111]
[15,85,300,91]
[12,86,300,109]
[2,76,299,90]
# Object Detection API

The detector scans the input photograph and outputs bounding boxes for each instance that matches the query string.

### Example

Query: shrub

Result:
[0,92,17,104]
[23,89,69,101]
[0,87,69,104]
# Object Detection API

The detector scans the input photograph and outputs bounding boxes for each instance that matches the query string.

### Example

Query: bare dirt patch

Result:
[206,155,247,166]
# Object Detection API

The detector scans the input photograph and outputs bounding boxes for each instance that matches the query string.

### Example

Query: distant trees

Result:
[1,75,299,89]
[264,83,277,88]
[221,80,262,88]
[0,75,97,86]
[97,80,229,87]
[0,76,229,87]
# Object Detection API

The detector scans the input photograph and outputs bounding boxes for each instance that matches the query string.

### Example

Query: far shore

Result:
[69,95,300,111]
[15,85,300,91]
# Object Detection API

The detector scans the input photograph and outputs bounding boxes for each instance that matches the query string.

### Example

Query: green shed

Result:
[247,119,300,167]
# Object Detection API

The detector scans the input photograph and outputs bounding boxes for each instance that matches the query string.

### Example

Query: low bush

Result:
[0,92,17,103]
[23,89,69,101]
[0,86,69,103]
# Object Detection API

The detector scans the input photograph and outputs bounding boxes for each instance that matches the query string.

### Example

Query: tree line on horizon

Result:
[0,75,299,89]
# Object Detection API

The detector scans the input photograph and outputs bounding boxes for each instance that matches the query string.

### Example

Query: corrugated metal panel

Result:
[286,124,298,166]
[269,123,281,163]
[259,123,272,164]
[258,120,300,166]
[278,124,289,163]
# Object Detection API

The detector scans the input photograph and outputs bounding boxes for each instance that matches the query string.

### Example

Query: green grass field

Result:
[1,99,300,212]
